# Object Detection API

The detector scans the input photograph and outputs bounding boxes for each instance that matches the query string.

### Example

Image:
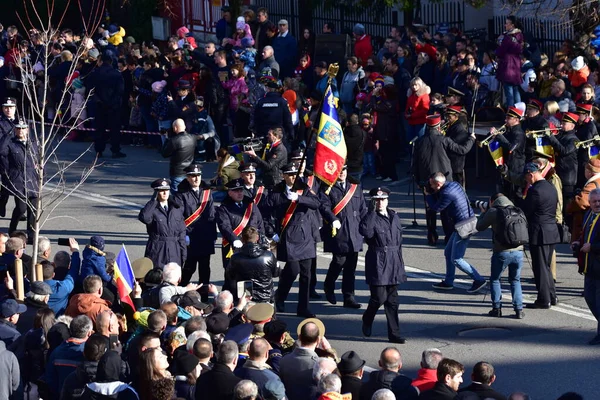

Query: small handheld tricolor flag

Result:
[228,144,245,163]
[589,145,600,160]
[113,245,136,311]
[535,136,555,166]
[314,85,347,188]
[488,139,504,166]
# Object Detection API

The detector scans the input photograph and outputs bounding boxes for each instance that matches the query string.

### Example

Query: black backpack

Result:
[496,206,529,247]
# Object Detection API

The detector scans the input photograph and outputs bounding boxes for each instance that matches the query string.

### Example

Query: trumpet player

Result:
[445,105,470,187]
[522,99,549,159]
[545,112,579,204]
[576,103,599,187]
[494,107,526,198]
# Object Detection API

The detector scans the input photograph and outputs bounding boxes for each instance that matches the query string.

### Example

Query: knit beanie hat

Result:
[90,235,105,250]
[571,56,585,71]
[236,21,245,30]
[241,37,253,48]
[152,80,167,93]
[353,23,365,36]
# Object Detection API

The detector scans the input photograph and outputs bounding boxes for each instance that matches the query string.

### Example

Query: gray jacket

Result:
[0,341,22,400]
[278,347,319,400]
[476,195,524,252]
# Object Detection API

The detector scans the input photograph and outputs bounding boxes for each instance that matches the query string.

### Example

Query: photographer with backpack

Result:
[476,193,529,319]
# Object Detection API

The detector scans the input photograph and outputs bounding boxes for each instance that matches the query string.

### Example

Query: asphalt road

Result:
[8,141,598,399]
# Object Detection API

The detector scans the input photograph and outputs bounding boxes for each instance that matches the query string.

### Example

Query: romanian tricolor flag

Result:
[314,85,347,186]
[535,136,555,166]
[590,145,600,160]
[114,245,136,311]
[488,139,504,166]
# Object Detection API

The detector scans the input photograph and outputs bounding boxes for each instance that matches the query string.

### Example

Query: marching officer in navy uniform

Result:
[319,165,367,309]
[0,120,39,236]
[290,150,322,299]
[0,97,18,217]
[139,178,187,269]
[244,127,288,189]
[270,163,321,318]
[239,163,269,215]
[360,187,407,344]
[173,163,217,286]
[216,178,264,278]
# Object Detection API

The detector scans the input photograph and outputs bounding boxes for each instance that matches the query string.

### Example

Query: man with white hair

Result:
[158,262,201,304]
[38,236,52,262]
[412,348,443,392]
[317,373,342,398]
[373,388,396,400]
[233,380,259,400]
[309,357,338,398]
[186,329,211,352]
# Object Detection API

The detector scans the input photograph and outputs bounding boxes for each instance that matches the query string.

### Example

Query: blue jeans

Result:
[170,176,185,193]
[444,231,483,285]
[363,151,376,176]
[584,275,600,334]
[503,84,521,108]
[406,123,425,146]
[490,250,523,310]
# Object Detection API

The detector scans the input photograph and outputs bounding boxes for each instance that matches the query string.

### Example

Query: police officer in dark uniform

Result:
[0,120,39,235]
[245,127,288,189]
[269,163,320,318]
[138,178,187,269]
[173,163,217,286]
[0,97,18,217]
[291,149,321,299]
[253,80,294,143]
[0,97,18,136]
[546,112,579,206]
[216,178,264,274]
[522,99,549,160]
[319,165,367,309]
[575,103,599,187]
[360,187,407,344]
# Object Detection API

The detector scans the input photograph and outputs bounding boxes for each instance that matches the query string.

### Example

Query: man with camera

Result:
[245,127,288,189]
[426,172,487,293]
[572,187,600,345]
[476,193,525,319]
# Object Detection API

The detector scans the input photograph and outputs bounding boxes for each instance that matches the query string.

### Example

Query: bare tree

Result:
[6,0,108,276]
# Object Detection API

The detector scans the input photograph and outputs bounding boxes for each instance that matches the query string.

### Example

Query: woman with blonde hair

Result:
[405,77,431,143]
[543,100,561,132]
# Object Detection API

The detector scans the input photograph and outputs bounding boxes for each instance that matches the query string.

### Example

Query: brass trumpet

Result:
[525,129,551,138]
[575,135,600,149]
[478,124,506,148]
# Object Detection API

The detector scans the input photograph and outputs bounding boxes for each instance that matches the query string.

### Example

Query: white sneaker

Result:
[383,177,393,182]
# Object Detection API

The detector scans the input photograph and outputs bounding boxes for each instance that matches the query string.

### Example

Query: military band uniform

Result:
[521,113,549,160]
[495,123,526,198]
[216,191,265,268]
[0,131,40,235]
[174,179,217,286]
[575,104,598,188]
[444,119,471,187]
[138,180,188,269]
[269,177,320,317]
[546,126,578,205]
[319,176,367,307]
[360,188,407,343]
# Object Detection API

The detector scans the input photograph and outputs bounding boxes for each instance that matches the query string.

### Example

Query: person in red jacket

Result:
[405,77,431,143]
[353,24,372,66]
[412,348,444,392]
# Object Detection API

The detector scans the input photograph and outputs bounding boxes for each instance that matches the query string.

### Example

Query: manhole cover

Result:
[458,327,512,339]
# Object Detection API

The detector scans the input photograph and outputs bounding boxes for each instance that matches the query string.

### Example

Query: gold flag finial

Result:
[327,63,340,79]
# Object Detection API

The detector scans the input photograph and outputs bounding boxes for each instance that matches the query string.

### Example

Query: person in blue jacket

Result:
[79,236,110,284]
[271,20,297,79]
[45,238,81,315]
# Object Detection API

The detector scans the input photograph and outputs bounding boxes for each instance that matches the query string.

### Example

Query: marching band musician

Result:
[575,103,599,188]
[493,106,526,199]
[545,112,579,206]
[413,115,475,245]
[522,99,549,160]
[216,178,264,283]
[270,163,321,318]
[318,164,367,309]
[444,105,471,187]
[173,163,217,286]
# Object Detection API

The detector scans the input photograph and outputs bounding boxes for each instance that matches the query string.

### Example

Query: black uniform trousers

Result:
[181,254,211,286]
[277,258,312,313]
[94,103,122,154]
[310,258,317,293]
[362,285,401,340]
[529,244,556,305]
[9,196,36,235]
[324,252,358,300]
[380,141,398,181]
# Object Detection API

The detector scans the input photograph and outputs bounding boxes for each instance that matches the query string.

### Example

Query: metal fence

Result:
[420,0,464,33]
[491,15,573,58]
